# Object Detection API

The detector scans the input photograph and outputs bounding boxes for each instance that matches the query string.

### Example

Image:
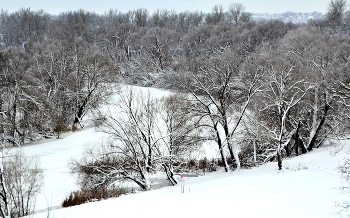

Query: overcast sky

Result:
[2,0,331,15]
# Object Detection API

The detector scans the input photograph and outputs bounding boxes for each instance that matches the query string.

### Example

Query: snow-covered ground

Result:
[26,137,350,218]
[18,86,350,218]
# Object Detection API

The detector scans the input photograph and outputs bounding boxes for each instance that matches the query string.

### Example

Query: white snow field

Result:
[19,86,350,218]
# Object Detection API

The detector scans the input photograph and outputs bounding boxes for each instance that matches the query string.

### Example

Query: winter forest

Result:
[1,0,350,217]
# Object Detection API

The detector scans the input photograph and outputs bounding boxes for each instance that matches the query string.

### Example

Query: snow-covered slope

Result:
[27,141,350,218]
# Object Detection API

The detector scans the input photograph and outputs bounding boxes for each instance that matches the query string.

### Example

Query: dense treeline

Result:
[1,0,350,193]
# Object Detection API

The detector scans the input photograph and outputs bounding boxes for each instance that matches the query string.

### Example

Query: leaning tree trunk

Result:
[73,89,95,129]
[307,103,329,151]
[223,123,238,169]
[162,163,178,186]
[0,167,10,218]
[214,123,229,172]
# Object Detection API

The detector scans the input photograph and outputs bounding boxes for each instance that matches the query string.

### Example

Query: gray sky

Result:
[2,0,331,15]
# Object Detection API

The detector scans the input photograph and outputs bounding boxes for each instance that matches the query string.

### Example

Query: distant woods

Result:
[0,1,350,173]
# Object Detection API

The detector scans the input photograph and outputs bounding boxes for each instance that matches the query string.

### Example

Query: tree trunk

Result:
[299,138,307,154]
[290,122,302,156]
[73,89,95,129]
[253,140,257,166]
[223,121,238,169]
[9,100,17,147]
[162,163,177,186]
[136,170,151,191]
[307,103,329,151]
[277,149,282,170]
[0,191,8,217]
[232,147,240,169]
[215,123,229,172]
[294,122,300,155]
[0,168,10,218]
[285,144,291,157]
[143,171,151,191]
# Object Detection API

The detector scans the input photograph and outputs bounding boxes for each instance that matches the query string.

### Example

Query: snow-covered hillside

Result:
[19,86,350,218]
[26,141,350,218]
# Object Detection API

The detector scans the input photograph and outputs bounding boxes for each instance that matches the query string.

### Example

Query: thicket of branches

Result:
[1,0,350,205]
[0,150,43,218]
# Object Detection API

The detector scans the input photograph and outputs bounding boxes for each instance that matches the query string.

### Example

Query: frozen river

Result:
[22,125,106,211]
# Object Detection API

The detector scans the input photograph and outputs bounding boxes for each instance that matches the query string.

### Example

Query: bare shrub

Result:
[3,150,44,218]
[335,156,350,216]
[173,157,217,174]
[62,185,130,207]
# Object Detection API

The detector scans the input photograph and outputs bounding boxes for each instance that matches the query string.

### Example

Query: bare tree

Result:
[228,3,246,25]
[335,155,350,217]
[151,10,178,28]
[3,150,43,217]
[206,5,226,25]
[326,0,348,31]
[71,44,114,129]
[281,26,350,152]
[159,93,203,184]
[144,28,171,71]
[177,12,190,33]
[0,47,46,146]
[189,11,205,26]
[134,8,148,27]
[0,151,10,218]
[182,51,262,171]
[255,52,313,170]
[72,88,180,191]
[0,8,51,48]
